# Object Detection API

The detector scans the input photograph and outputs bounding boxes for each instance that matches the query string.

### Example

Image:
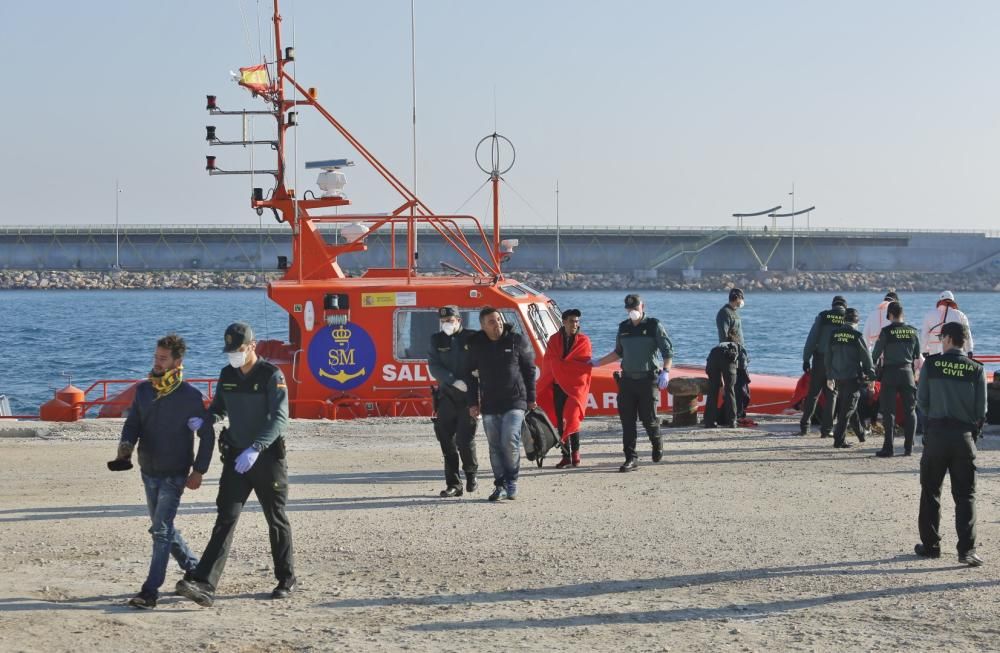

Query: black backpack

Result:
[521,407,561,467]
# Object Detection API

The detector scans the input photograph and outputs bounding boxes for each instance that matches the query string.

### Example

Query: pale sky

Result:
[2,1,998,230]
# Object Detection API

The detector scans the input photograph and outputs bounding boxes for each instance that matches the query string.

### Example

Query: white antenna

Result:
[410,0,418,266]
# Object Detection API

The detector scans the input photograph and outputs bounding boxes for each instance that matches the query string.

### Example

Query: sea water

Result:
[1,289,996,415]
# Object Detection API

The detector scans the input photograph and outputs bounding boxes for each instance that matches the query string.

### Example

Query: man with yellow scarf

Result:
[110,334,215,609]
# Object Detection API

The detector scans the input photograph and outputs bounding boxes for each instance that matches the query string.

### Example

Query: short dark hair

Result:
[884,291,899,302]
[479,306,500,322]
[832,295,847,308]
[157,333,186,360]
[940,322,968,348]
[886,301,903,319]
[845,308,860,323]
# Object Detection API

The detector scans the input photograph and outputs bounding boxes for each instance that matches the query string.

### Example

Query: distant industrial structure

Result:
[2,224,999,276]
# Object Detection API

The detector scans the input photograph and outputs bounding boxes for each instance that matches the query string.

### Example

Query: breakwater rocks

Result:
[2,269,1000,292]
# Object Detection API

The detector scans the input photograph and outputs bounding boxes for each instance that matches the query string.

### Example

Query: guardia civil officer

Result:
[717,288,752,423]
[799,295,848,437]
[176,322,295,607]
[427,305,479,497]
[871,301,921,457]
[704,328,739,429]
[914,322,986,567]
[593,294,673,472]
[825,308,876,449]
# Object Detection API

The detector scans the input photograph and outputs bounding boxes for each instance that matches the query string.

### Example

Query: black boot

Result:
[465,474,478,493]
[651,437,663,463]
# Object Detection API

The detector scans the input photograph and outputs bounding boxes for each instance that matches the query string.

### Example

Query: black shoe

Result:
[619,459,638,473]
[465,475,478,493]
[914,543,941,559]
[127,592,157,610]
[271,577,297,599]
[439,486,463,498]
[651,439,663,463]
[820,432,831,439]
[487,486,506,502]
[959,551,984,567]
[703,422,717,429]
[798,423,808,436]
[904,447,912,456]
[858,430,869,443]
[175,578,214,607]
[833,441,852,449]
[875,449,893,458]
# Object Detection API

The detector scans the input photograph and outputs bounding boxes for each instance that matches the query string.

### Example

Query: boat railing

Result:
[77,378,218,417]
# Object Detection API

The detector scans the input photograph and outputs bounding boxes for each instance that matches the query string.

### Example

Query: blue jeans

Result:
[482,409,525,486]
[140,472,199,597]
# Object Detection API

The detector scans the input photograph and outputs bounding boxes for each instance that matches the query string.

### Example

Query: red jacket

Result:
[537,329,593,441]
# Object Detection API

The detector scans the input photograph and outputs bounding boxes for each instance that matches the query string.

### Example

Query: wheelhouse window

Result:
[393,308,525,361]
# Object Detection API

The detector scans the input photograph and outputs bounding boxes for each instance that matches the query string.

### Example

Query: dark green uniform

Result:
[800,305,846,435]
[917,349,987,557]
[615,317,673,462]
[191,359,294,591]
[825,324,875,447]
[717,304,750,418]
[427,328,478,491]
[871,322,921,454]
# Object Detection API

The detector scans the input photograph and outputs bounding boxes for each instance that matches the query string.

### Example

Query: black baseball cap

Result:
[845,308,860,323]
[437,305,460,319]
[729,288,744,301]
[561,308,582,320]
[624,294,642,309]
[884,291,899,302]
[223,322,254,353]
[832,295,847,308]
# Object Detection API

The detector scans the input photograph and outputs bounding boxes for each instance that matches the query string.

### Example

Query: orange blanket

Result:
[537,330,593,441]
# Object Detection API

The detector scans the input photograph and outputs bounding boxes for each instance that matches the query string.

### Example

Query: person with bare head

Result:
[109,333,214,609]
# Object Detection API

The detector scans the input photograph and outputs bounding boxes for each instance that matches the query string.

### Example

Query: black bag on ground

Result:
[521,407,560,468]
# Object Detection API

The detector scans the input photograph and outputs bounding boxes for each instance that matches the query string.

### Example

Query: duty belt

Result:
[621,371,656,380]
[927,417,976,434]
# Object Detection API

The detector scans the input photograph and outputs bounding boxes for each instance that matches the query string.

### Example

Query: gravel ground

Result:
[1,416,998,652]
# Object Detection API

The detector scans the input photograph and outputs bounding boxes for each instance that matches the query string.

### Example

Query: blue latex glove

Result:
[657,370,670,390]
[590,357,600,367]
[187,416,204,432]
[234,447,260,474]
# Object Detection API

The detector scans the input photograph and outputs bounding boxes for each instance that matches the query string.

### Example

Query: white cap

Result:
[939,290,955,302]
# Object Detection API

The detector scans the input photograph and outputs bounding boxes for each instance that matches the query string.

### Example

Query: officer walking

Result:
[825,308,876,449]
[593,294,673,472]
[427,305,478,497]
[799,295,848,437]
[914,322,985,567]
[871,301,921,457]
[176,322,296,607]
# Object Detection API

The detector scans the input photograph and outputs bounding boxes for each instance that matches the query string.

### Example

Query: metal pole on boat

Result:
[790,182,795,273]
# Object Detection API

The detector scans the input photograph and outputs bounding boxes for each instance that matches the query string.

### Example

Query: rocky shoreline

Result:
[1,268,1000,292]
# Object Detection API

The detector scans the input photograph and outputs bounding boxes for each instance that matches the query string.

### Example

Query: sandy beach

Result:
[0,415,998,652]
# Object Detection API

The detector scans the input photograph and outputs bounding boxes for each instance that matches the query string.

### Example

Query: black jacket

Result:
[121,381,215,477]
[464,324,536,414]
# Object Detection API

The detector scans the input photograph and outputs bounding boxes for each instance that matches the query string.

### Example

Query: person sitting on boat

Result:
[427,305,479,497]
[921,291,974,357]
[464,307,537,501]
[110,333,214,609]
[825,308,877,449]
[863,291,899,350]
[537,308,593,469]
[592,293,673,473]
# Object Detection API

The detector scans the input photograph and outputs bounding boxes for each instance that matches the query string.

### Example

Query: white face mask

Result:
[441,321,458,336]
[628,309,642,321]
[738,299,745,309]
[227,350,248,369]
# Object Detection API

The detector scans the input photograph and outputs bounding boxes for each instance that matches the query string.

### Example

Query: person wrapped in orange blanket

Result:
[537,308,593,468]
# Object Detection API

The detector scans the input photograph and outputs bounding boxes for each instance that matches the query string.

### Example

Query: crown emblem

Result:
[331,325,352,344]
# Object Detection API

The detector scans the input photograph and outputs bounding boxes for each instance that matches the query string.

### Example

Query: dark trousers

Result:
[193,447,294,591]
[833,378,862,445]
[433,391,478,489]
[736,348,750,418]
[880,367,917,452]
[704,351,737,427]
[919,425,977,554]
[617,375,660,461]
[553,384,580,453]
[800,355,837,434]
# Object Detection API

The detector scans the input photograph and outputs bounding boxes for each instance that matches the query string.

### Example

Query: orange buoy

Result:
[40,396,79,422]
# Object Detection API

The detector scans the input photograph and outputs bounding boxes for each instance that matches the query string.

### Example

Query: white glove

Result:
[234,447,260,474]
[657,370,670,390]
[452,379,468,393]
